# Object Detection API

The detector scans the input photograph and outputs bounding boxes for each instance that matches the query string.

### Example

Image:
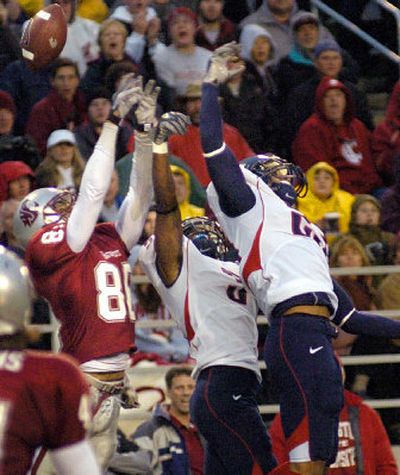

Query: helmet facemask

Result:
[243,154,308,206]
[182,216,236,261]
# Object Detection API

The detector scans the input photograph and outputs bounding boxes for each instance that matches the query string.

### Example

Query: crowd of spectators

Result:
[1,0,400,457]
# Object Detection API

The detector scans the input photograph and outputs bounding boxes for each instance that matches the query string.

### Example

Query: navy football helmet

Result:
[182,216,235,261]
[242,153,307,206]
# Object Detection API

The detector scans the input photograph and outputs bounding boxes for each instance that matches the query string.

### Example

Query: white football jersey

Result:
[138,235,261,381]
[207,167,338,319]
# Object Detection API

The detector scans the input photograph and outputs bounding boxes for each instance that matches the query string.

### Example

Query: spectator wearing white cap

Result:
[35,129,85,192]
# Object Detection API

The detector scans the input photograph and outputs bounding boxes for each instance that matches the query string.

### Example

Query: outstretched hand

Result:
[134,79,161,131]
[204,41,244,85]
[154,112,191,145]
[110,73,144,120]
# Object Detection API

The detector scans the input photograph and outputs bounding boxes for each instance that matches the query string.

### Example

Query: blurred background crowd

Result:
[2,0,400,448]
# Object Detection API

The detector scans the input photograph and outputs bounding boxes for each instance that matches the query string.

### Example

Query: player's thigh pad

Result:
[264,316,343,464]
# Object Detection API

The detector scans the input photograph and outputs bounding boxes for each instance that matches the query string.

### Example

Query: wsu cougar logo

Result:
[19,199,39,226]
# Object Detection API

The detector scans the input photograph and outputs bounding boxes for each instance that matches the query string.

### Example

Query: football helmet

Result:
[242,153,307,206]
[0,246,34,335]
[182,216,234,261]
[13,188,76,249]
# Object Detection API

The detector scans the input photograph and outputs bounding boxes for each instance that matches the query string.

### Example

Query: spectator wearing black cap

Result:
[284,40,373,154]
[74,87,132,161]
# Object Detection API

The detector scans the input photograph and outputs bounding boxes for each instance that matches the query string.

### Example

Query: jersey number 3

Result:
[94,262,135,322]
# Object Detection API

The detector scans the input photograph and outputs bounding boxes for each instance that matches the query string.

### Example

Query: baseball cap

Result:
[168,7,198,28]
[291,11,319,31]
[47,129,76,149]
[314,40,342,57]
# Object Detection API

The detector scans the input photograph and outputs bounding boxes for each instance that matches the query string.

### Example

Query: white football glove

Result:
[204,41,245,85]
[154,112,191,144]
[111,73,143,120]
[134,79,161,132]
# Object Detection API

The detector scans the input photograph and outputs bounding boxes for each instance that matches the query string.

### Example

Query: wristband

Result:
[107,112,121,126]
[152,142,168,154]
[136,123,153,133]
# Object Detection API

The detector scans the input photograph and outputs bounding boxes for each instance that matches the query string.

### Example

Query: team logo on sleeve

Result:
[19,200,39,227]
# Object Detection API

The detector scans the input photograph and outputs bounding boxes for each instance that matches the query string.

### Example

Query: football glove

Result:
[134,79,160,132]
[154,112,191,145]
[204,41,245,85]
[109,73,143,123]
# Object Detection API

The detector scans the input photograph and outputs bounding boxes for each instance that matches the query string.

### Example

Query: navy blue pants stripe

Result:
[190,366,277,475]
[264,315,343,464]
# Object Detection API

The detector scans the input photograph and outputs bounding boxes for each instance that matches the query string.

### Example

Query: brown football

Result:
[20,4,67,70]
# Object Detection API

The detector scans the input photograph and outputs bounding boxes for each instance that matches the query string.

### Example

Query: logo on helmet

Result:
[19,199,39,227]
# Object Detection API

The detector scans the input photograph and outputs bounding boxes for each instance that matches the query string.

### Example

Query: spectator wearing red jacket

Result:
[270,389,398,475]
[292,76,382,195]
[169,82,253,186]
[371,80,400,186]
[25,58,87,156]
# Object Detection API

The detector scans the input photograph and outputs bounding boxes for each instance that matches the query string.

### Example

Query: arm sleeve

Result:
[200,82,255,216]
[66,122,118,253]
[116,132,153,250]
[333,279,400,337]
[50,440,100,475]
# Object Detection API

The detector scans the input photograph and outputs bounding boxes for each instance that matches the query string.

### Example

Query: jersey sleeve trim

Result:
[203,142,226,158]
[337,308,355,327]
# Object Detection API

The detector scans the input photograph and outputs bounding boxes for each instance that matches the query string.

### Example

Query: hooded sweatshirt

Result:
[348,194,396,265]
[292,77,382,194]
[297,161,354,233]
[239,24,278,96]
[170,164,205,220]
[240,1,333,63]
[371,80,400,185]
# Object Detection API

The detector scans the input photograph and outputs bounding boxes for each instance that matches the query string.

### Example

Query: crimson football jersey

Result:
[25,221,135,363]
[0,350,91,475]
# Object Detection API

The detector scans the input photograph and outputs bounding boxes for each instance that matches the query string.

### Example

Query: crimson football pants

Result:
[264,314,343,465]
[190,366,277,475]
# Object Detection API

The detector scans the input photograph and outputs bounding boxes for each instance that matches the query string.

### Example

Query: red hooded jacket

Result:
[292,77,382,194]
[270,389,398,474]
[371,80,400,185]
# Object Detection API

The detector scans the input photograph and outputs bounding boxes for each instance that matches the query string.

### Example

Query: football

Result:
[20,4,67,70]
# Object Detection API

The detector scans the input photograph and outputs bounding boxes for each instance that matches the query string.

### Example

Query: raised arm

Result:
[152,112,191,287]
[67,74,143,253]
[117,80,160,250]
[200,42,255,217]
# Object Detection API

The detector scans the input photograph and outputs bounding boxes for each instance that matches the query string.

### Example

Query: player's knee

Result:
[290,460,327,475]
